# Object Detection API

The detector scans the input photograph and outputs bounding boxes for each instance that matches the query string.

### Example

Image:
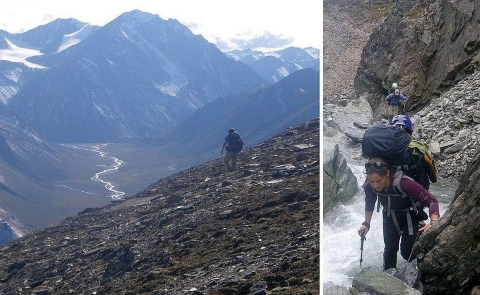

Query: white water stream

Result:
[89,144,125,199]
[69,143,125,199]
[322,136,457,287]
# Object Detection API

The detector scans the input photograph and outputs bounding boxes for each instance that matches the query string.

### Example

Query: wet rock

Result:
[352,266,421,295]
[323,144,358,212]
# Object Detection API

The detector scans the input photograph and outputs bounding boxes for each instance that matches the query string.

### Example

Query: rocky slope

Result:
[0,119,319,295]
[323,0,393,103]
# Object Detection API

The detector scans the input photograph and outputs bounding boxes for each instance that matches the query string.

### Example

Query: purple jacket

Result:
[364,171,439,216]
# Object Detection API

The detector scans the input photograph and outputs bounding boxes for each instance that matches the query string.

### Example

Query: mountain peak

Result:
[118,9,160,23]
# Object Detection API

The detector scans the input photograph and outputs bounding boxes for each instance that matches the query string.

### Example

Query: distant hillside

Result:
[160,68,320,165]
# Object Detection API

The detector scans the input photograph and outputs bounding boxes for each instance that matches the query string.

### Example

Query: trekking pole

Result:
[408,221,425,262]
[360,232,366,268]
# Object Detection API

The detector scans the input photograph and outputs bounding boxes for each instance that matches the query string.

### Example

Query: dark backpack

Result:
[226,133,244,153]
[361,124,411,166]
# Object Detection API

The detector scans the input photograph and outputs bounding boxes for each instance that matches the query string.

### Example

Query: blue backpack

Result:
[361,124,411,166]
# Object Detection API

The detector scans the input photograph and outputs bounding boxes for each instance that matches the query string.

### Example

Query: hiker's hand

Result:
[358,226,369,236]
[419,222,433,232]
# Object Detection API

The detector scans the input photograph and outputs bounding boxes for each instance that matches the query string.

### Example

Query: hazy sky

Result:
[0,0,322,51]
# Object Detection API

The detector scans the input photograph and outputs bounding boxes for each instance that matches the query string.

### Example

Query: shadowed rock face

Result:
[355,0,480,113]
[413,150,480,295]
[0,118,319,294]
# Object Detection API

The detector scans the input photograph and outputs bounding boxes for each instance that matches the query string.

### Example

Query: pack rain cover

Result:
[361,124,412,166]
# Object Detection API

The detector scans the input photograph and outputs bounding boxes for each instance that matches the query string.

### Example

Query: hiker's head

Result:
[365,158,390,190]
[394,88,400,95]
[390,115,413,134]
[228,128,235,133]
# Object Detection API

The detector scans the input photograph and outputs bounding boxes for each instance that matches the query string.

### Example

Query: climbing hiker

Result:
[382,83,399,119]
[221,128,245,171]
[390,115,438,190]
[357,157,440,270]
[385,88,407,121]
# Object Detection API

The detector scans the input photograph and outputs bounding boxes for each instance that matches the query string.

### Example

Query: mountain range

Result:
[0,10,319,241]
[225,47,319,83]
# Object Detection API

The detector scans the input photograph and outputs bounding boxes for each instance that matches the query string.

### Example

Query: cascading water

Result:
[322,136,457,287]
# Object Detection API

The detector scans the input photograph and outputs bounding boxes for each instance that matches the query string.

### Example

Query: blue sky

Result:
[0,0,322,51]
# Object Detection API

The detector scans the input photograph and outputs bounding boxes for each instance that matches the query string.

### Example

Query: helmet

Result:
[228,128,235,133]
[392,82,398,90]
[390,115,413,134]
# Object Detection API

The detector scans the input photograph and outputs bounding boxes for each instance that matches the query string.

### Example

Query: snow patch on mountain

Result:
[58,24,95,52]
[304,47,319,59]
[0,86,18,105]
[276,67,290,79]
[0,38,45,69]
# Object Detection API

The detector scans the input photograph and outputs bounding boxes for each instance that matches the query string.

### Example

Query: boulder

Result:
[323,144,358,212]
[351,265,421,295]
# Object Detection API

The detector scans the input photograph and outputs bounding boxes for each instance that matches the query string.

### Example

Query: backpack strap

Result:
[406,147,424,175]
[374,170,419,236]
[389,210,414,236]
[392,170,421,214]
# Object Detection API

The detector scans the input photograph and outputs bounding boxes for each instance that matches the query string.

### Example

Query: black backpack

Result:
[226,133,244,153]
[361,124,411,166]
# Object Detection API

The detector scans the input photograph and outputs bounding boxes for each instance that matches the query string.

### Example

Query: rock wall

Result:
[355,0,480,113]
[413,150,480,295]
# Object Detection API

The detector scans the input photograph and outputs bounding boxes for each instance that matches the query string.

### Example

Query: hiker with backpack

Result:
[357,157,440,270]
[383,83,399,118]
[221,128,245,171]
[390,115,438,190]
[385,88,407,121]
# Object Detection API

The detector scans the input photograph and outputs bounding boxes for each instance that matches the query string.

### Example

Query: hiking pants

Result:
[224,151,238,170]
[388,105,401,120]
[382,210,420,270]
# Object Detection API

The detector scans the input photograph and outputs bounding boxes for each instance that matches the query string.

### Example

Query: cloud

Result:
[42,14,56,24]
[215,31,294,51]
